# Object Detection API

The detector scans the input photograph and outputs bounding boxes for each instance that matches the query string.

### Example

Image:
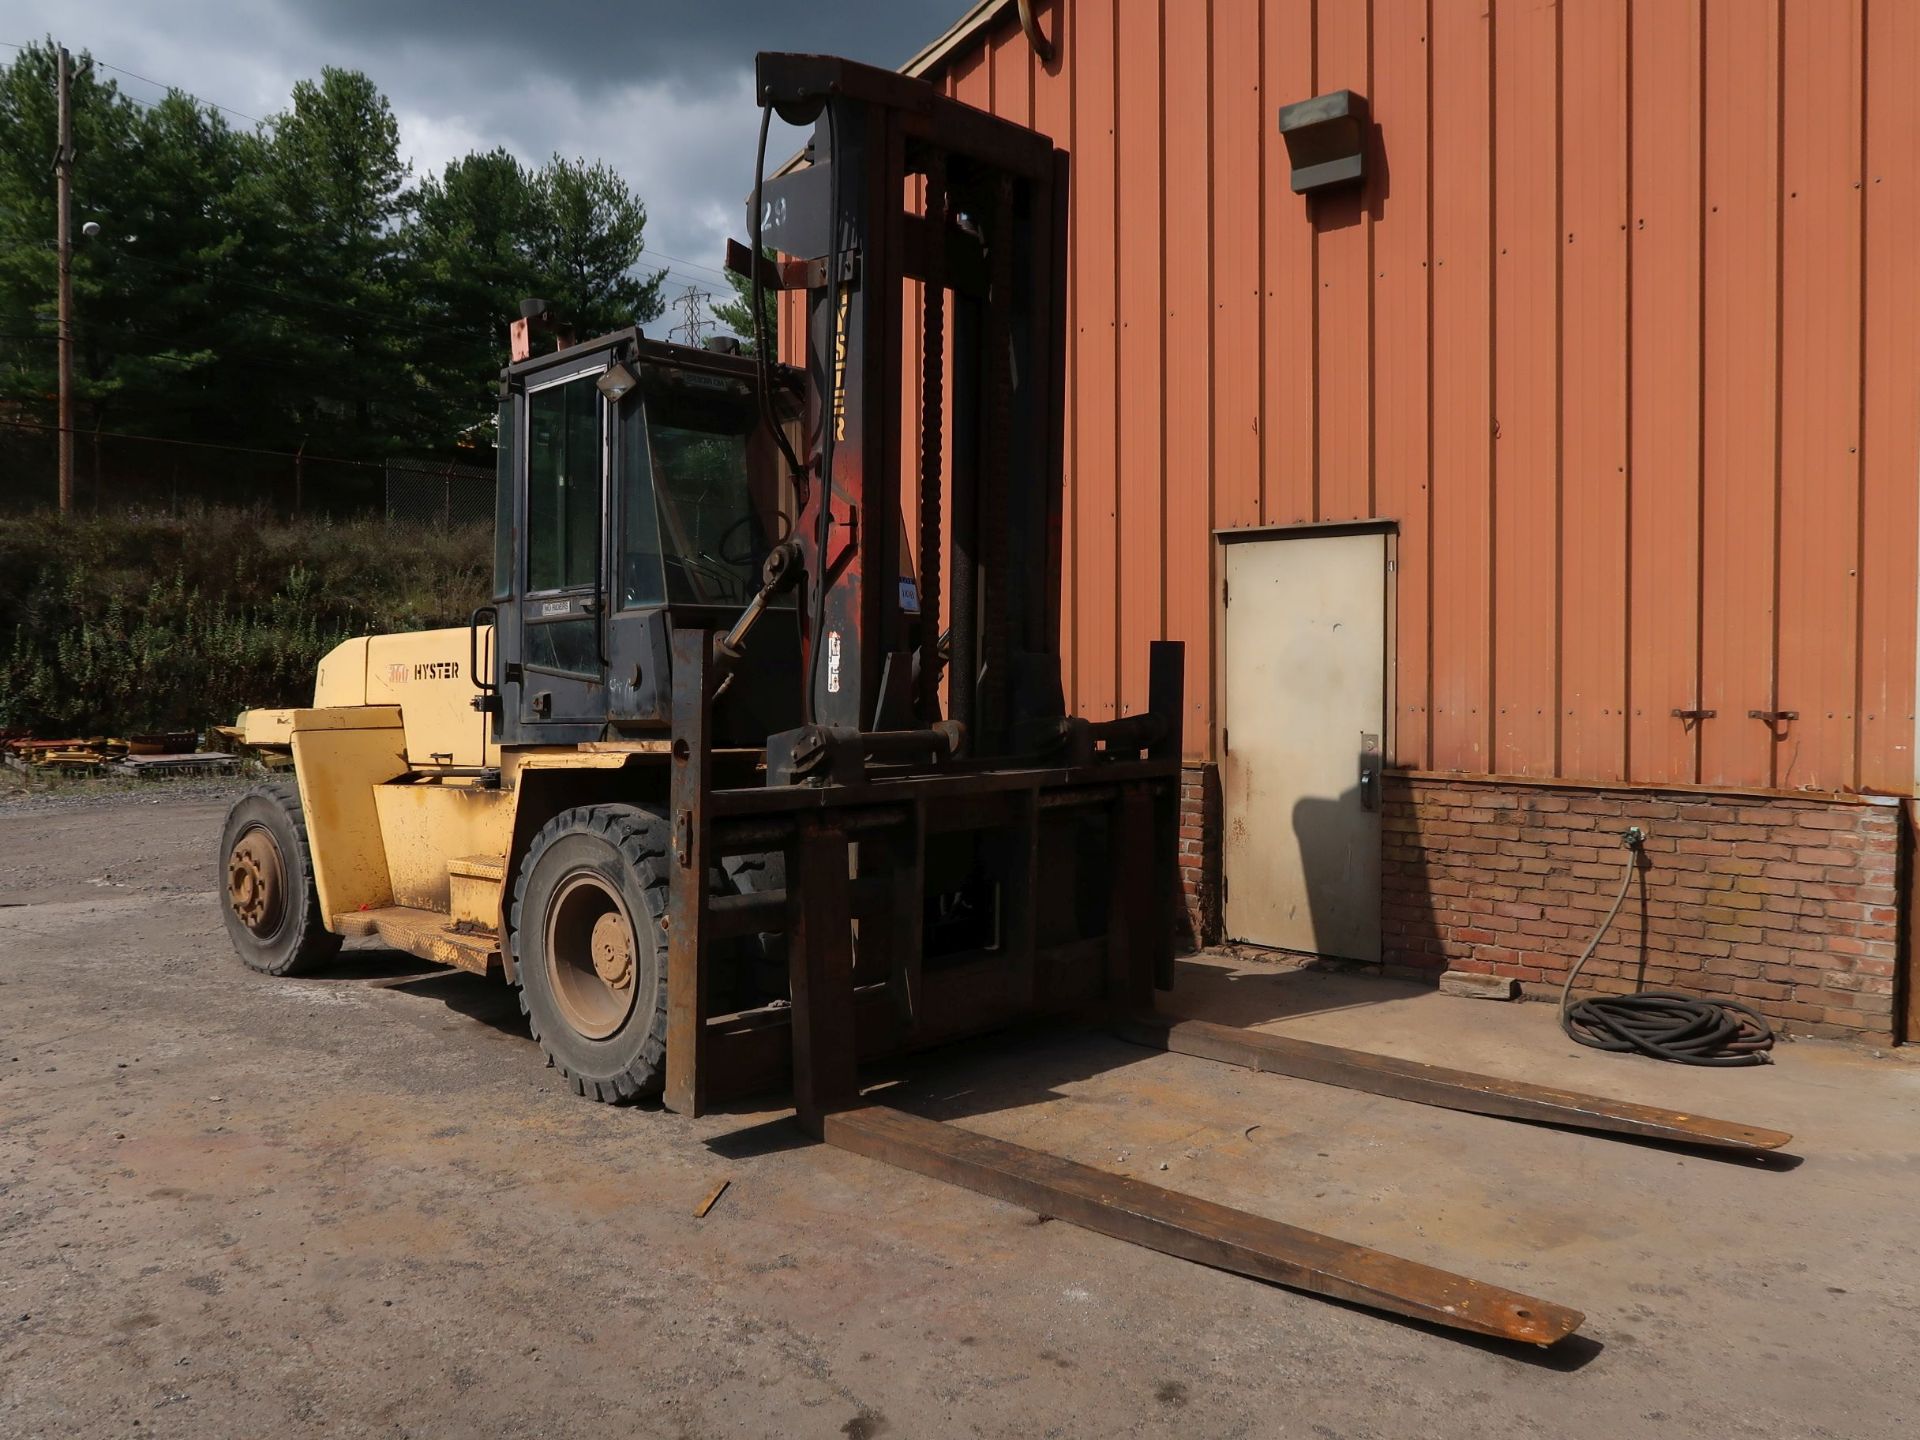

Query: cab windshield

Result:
[619,374,792,609]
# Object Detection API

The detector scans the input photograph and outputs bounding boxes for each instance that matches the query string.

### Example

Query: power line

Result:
[648,248,737,286]
[653,263,732,300]
[89,58,264,125]
[0,39,264,125]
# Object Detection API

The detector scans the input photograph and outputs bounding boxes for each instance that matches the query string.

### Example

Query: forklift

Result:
[218,53,1788,1347]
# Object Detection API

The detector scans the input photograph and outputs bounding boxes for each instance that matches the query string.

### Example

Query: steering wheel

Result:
[717,509,792,567]
[716,513,760,567]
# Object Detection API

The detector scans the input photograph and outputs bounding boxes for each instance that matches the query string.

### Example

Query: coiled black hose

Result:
[1557,827,1776,1067]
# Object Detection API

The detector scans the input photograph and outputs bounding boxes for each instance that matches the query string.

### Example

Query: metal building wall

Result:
[791,0,1920,796]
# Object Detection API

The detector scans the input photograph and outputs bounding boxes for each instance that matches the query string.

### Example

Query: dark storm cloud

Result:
[8,0,963,312]
[281,0,955,90]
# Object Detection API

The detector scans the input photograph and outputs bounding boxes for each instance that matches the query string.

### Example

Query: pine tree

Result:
[710,244,778,354]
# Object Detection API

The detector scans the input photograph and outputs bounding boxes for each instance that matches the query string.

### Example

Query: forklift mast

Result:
[744,52,1067,757]
[659,53,1187,1127]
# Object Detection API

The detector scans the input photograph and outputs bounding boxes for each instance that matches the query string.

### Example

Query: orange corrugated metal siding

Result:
[1861,0,1920,795]
[1775,0,1864,791]
[1559,0,1629,784]
[1070,3,1121,719]
[1699,0,1781,788]
[800,0,1919,794]
[1427,0,1494,772]
[1115,0,1164,719]
[1626,0,1704,787]
[1164,4,1215,745]
[1492,0,1560,778]
[1371,0,1429,769]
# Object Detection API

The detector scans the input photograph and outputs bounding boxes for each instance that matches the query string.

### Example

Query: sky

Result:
[7,0,964,322]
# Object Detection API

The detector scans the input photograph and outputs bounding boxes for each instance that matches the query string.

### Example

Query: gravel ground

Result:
[2,786,1917,1439]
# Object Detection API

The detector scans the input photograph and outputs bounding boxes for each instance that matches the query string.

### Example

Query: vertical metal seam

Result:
[1622,0,1636,783]
[1853,0,1871,791]
[1157,0,1170,651]
[1768,0,1787,788]
[1485,0,1499,766]
[1309,0,1322,522]
[1066,0,1080,717]
[1255,0,1269,526]
[1552,0,1566,777]
[1109,0,1122,717]
[1364,0,1378,519]
[1203,0,1219,759]
[1423,0,1436,771]
[1692,0,1708,785]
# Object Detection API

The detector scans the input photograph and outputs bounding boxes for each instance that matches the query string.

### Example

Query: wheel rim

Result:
[544,871,640,1041]
[227,824,287,938]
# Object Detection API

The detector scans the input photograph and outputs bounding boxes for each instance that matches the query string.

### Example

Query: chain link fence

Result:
[383,456,495,528]
[1,420,494,526]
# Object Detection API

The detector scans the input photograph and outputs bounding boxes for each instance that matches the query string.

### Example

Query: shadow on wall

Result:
[1288,779,1383,966]
[1302,118,1391,234]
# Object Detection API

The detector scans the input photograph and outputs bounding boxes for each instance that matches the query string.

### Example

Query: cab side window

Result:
[526,375,602,593]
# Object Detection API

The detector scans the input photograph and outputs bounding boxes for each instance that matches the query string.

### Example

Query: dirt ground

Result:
[3,786,1918,1439]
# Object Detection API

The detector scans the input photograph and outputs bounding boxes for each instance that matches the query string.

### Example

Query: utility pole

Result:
[54,44,74,515]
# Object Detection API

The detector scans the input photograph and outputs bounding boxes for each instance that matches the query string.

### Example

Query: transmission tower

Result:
[669,283,714,348]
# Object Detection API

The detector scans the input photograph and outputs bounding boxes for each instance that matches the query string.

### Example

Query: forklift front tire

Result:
[511,805,673,1103]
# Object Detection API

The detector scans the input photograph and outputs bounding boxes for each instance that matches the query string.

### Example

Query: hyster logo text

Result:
[831,285,850,442]
[411,660,460,681]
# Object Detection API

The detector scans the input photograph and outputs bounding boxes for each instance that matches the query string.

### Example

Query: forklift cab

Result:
[488,330,805,747]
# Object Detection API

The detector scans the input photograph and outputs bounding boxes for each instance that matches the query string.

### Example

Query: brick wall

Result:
[1177,762,1222,946]
[1380,774,1903,1044]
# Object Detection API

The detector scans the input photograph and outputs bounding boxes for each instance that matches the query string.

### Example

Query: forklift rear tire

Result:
[218,783,344,977]
[511,804,673,1103]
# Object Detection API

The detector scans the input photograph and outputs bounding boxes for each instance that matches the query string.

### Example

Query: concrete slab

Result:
[2,790,1917,1438]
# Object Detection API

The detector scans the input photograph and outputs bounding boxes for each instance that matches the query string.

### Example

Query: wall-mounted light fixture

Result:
[1277,90,1369,195]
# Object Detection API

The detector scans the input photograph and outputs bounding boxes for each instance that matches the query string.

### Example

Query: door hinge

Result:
[1222,727,1229,753]
[1221,874,1229,904]
[1222,577,1230,608]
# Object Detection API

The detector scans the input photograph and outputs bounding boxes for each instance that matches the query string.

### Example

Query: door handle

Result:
[468,605,500,716]
[468,605,498,690]
[1358,733,1381,812]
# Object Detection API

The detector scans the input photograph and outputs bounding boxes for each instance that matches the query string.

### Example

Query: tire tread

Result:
[219,782,343,977]
[510,804,672,1105]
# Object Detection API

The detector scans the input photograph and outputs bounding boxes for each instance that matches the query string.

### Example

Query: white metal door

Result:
[1222,530,1388,960]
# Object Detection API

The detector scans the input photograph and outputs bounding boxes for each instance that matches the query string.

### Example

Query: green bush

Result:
[0,508,490,735]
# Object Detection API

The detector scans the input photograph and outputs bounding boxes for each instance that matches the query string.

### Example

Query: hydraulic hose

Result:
[1557,827,1777,1067]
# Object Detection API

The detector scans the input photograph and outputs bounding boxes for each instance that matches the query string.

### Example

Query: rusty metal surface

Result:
[226,826,285,938]
[1119,1012,1793,1154]
[542,873,638,1041]
[824,1103,1584,1346]
[785,817,860,1137]
[666,626,716,1117]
